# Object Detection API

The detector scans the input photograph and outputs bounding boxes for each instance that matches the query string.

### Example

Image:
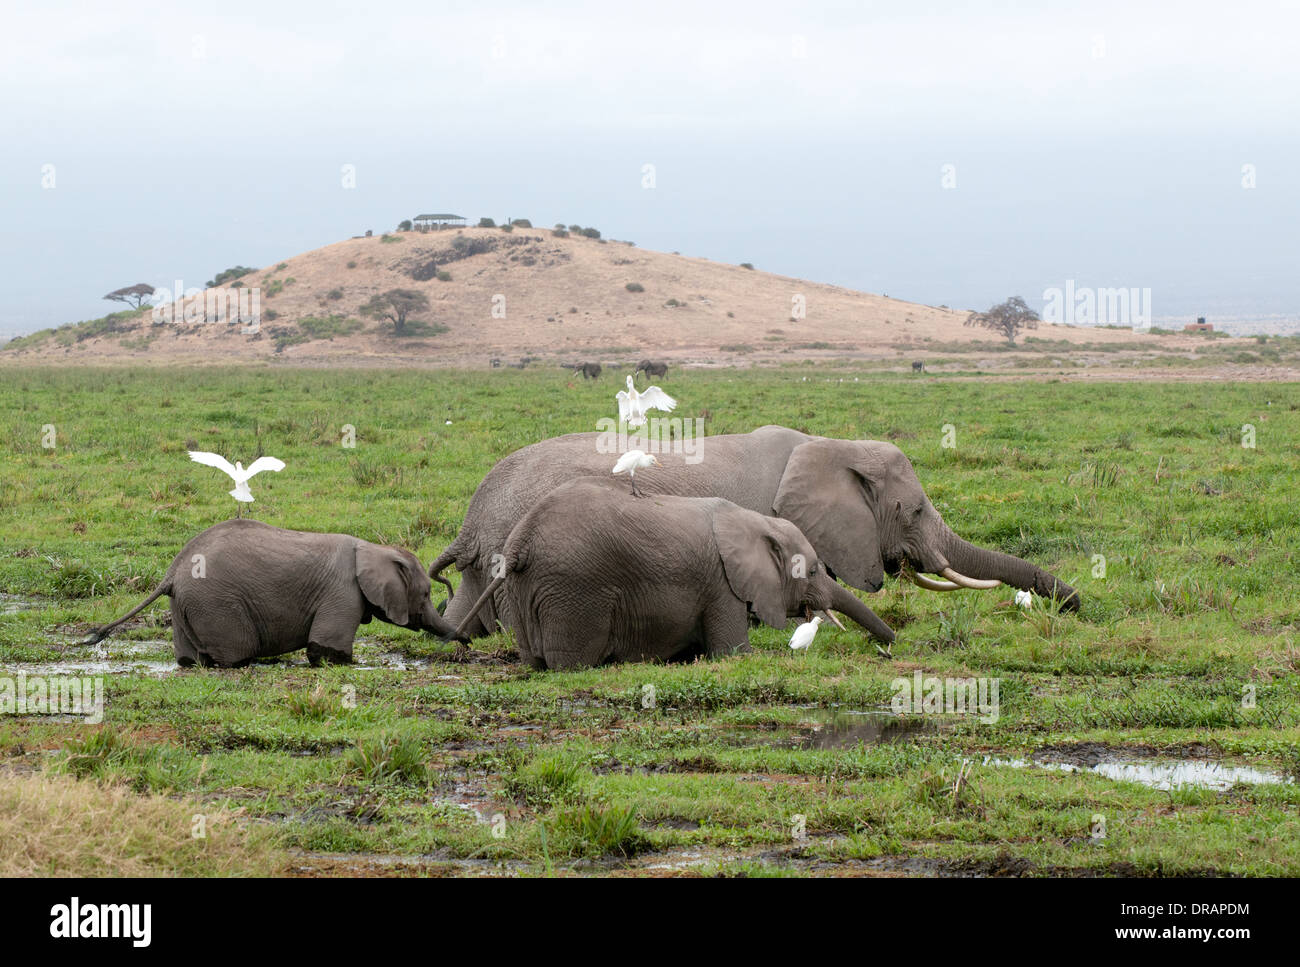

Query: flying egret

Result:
[612,449,660,497]
[189,451,285,513]
[788,615,825,651]
[616,375,676,428]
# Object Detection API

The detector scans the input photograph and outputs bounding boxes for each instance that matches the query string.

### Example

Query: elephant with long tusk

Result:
[431,425,1080,641]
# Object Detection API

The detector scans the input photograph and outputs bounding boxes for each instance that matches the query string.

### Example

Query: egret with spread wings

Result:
[188,451,286,511]
[616,374,676,428]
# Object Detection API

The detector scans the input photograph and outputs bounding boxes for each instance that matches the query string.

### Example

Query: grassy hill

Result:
[1,225,1203,370]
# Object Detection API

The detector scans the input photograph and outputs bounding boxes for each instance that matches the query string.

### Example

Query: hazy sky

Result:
[3,0,1297,339]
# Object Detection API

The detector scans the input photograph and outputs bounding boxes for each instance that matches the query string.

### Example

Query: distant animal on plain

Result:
[574,362,602,380]
[490,358,501,368]
[636,359,668,379]
[912,361,925,373]
[85,520,464,667]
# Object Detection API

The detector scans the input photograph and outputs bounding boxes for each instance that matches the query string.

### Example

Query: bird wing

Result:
[611,451,635,474]
[189,451,238,480]
[639,386,677,413]
[243,456,286,479]
[616,390,633,424]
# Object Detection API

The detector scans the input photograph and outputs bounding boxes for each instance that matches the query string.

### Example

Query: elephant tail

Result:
[427,543,460,600]
[452,574,506,641]
[83,576,173,646]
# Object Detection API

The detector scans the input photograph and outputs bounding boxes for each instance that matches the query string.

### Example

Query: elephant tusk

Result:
[940,567,1002,590]
[819,610,847,631]
[907,571,962,592]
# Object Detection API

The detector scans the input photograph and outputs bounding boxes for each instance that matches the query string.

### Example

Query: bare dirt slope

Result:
[5,227,1203,368]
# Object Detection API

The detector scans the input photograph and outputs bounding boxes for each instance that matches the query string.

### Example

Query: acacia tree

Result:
[103,283,155,309]
[965,296,1039,344]
[360,288,430,335]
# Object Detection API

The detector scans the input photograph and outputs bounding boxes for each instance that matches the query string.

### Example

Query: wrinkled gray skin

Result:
[432,425,1079,639]
[88,519,464,667]
[452,478,892,669]
[574,362,602,379]
[635,360,668,378]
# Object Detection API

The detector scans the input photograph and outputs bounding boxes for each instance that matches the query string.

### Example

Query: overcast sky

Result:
[3,0,1297,339]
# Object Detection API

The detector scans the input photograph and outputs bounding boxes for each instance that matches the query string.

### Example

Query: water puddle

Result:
[8,659,179,677]
[794,708,932,750]
[984,754,1294,791]
[0,594,41,616]
[723,707,932,750]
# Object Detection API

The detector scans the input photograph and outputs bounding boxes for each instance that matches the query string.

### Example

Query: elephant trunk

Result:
[420,607,469,643]
[939,530,1081,611]
[828,582,895,644]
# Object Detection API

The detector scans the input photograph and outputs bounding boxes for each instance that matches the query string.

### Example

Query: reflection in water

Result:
[794,708,931,750]
[985,755,1293,791]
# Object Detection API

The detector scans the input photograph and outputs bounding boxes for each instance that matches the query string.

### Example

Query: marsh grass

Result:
[2,366,1299,875]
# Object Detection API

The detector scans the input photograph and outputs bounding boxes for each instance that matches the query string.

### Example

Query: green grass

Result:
[1,365,1298,876]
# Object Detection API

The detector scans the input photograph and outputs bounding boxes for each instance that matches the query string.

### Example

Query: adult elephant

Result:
[450,478,892,669]
[431,425,1080,638]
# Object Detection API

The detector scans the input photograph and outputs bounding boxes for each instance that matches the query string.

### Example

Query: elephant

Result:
[449,478,893,669]
[635,359,668,378]
[87,519,464,667]
[574,362,602,380]
[912,361,925,373]
[430,425,1080,640]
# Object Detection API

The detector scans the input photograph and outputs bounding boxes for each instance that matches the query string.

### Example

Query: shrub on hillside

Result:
[625,282,645,293]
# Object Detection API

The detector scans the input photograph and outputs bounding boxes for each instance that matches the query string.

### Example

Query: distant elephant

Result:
[88,519,464,667]
[635,359,668,378]
[574,362,602,379]
[912,361,925,373]
[449,478,893,668]
[431,426,1079,639]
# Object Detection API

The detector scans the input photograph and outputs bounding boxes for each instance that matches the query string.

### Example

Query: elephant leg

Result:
[443,568,490,638]
[187,607,259,668]
[171,613,199,668]
[306,610,357,666]
[702,601,751,659]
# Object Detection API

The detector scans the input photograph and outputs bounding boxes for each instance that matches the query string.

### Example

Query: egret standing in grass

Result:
[612,449,660,497]
[616,374,676,429]
[788,615,825,651]
[188,451,285,516]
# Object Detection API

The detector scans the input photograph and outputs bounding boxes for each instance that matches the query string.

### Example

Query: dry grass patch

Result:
[0,769,284,877]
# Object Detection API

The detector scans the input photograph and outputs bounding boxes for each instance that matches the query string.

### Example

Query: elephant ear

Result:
[773,438,884,592]
[356,543,411,625]
[712,504,790,629]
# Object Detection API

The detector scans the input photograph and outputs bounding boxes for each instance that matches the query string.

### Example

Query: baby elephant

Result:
[87,519,464,667]
[450,478,893,669]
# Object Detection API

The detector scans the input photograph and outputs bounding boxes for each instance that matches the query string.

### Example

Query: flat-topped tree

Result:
[360,288,430,335]
[965,296,1039,344]
[103,283,155,309]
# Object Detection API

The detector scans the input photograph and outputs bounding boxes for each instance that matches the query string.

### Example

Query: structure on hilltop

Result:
[413,213,466,231]
[1184,316,1214,332]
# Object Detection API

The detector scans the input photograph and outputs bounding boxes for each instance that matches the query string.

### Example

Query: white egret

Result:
[788,615,824,651]
[188,451,285,511]
[612,449,660,497]
[1015,589,1033,609]
[616,375,675,428]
